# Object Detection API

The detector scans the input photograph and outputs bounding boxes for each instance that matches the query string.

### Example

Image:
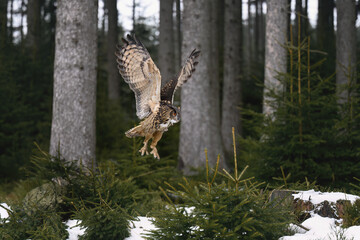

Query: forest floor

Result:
[1,190,360,239]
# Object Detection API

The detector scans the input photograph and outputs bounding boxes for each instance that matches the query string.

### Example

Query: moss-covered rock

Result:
[23,180,67,214]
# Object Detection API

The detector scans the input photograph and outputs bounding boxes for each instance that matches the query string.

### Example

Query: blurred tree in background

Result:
[0,0,55,182]
[0,0,359,192]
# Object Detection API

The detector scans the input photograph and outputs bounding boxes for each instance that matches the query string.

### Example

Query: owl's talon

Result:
[150,148,160,159]
[139,146,148,156]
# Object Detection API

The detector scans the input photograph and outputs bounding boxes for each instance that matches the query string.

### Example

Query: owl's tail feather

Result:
[125,125,144,138]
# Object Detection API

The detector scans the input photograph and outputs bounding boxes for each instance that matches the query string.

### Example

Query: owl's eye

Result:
[172,112,177,116]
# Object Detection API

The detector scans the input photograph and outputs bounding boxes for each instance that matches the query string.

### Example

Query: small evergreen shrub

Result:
[342,199,360,228]
[76,204,132,240]
[240,35,360,188]
[0,206,68,240]
[342,178,360,228]
[1,142,175,239]
[148,129,294,239]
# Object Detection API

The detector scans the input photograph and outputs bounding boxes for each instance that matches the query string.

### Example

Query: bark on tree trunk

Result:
[159,0,174,84]
[50,0,98,170]
[106,0,120,100]
[263,0,288,117]
[336,0,357,104]
[222,0,242,158]
[179,0,226,174]
[210,0,225,160]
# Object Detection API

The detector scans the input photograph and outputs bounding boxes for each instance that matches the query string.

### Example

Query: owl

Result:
[115,34,200,159]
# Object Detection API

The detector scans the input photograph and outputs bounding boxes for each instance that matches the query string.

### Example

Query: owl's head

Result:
[168,105,181,123]
[160,101,181,126]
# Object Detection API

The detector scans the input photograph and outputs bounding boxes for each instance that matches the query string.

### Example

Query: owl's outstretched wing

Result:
[116,34,161,119]
[161,49,200,103]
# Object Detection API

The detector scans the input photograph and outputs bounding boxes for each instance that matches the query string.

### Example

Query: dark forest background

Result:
[0,0,360,190]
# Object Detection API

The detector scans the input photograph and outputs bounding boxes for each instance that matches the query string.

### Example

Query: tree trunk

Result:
[48,0,56,44]
[245,0,252,82]
[295,0,303,44]
[9,0,13,43]
[174,0,181,70]
[179,0,225,174]
[159,0,174,84]
[50,0,98,169]
[222,0,242,158]
[209,0,224,158]
[0,0,7,48]
[304,0,308,35]
[132,0,136,33]
[317,0,335,75]
[336,0,357,104]
[20,0,25,42]
[255,0,260,63]
[263,0,288,117]
[27,0,41,55]
[259,0,265,60]
[287,0,291,41]
[106,0,120,100]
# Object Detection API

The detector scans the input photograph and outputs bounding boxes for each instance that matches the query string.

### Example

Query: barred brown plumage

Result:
[115,34,200,159]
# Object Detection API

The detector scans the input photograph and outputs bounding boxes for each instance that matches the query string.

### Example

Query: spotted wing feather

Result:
[161,49,200,103]
[116,34,161,119]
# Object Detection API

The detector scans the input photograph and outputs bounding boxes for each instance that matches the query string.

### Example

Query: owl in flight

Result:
[116,34,200,159]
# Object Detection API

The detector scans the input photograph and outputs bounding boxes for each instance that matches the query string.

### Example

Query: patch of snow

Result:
[287,223,307,234]
[125,216,157,240]
[65,219,85,240]
[346,225,360,239]
[3,192,360,240]
[281,214,358,240]
[293,189,360,204]
[281,190,360,240]
[0,203,11,219]
[184,206,195,214]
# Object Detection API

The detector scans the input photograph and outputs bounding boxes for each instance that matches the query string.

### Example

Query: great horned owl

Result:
[115,34,200,159]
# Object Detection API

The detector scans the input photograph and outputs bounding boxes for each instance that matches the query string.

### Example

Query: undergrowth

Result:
[148,128,295,239]
[0,141,178,239]
[239,31,360,190]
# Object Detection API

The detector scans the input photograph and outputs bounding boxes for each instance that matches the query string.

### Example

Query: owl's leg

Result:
[139,134,151,156]
[150,131,163,159]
